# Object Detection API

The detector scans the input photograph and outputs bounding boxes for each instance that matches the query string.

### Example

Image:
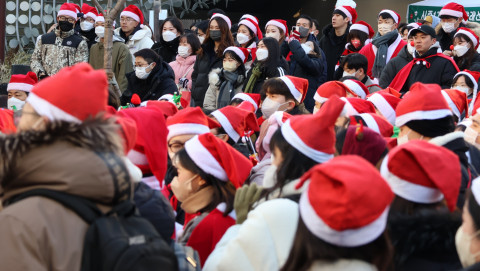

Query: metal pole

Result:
[0,1,5,62]
[153,0,161,43]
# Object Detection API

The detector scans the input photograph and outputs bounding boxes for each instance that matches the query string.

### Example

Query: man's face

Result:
[16,103,47,132]
[120,16,139,34]
[413,32,436,55]
[167,134,195,159]
[296,18,311,31]
[441,17,462,29]
[7,90,28,101]
[377,16,397,36]
[332,13,348,28]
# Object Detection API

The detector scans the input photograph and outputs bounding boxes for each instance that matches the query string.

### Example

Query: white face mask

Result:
[7,97,25,111]
[198,36,205,43]
[313,106,320,114]
[455,226,480,267]
[464,126,479,145]
[236,33,250,45]
[135,64,152,79]
[397,130,411,145]
[407,41,415,55]
[95,26,105,38]
[342,70,357,78]
[265,32,281,41]
[453,85,471,95]
[378,23,394,36]
[80,21,94,31]
[162,30,177,42]
[454,44,470,57]
[178,45,191,58]
[262,164,278,189]
[442,22,457,33]
[261,97,289,119]
[256,48,269,61]
[301,43,312,54]
[223,61,238,72]
[170,174,198,202]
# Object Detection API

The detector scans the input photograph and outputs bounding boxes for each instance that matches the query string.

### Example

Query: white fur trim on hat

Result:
[313,92,328,104]
[224,47,246,63]
[456,29,478,48]
[455,71,478,115]
[379,9,399,23]
[281,120,334,163]
[27,92,80,123]
[336,6,353,22]
[211,110,241,143]
[359,113,380,134]
[167,123,210,141]
[279,77,302,103]
[84,12,97,20]
[266,20,286,33]
[343,80,366,99]
[340,97,359,116]
[232,93,258,111]
[185,135,228,181]
[439,9,463,19]
[395,109,452,127]
[211,13,231,29]
[96,16,105,23]
[441,91,461,120]
[127,149,148,165]
[121,11,140,23]
[350,24,369,35]
[299,189,390,247]
[367,93,396,125]
[57,10,78,20]
[380,158,444,204]
[240,14,258,24]
[7,83,34,92]
[239,19,258,35]
[471,178,480,206]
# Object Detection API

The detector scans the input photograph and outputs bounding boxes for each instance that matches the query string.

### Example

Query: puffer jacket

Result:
[152,36,180,63]
[115,26,154,63]
[169,54,196,91]
[203,68,245,112]
[379,45,413,89]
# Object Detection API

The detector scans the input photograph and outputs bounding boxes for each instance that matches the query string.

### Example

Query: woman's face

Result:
[453,75,473,95]
[179,38,193,54]
[163,21,179,36]
[454,37,470,47]
[237,25,252,39]
[271,146,284,167]
[209,19,220,31]
[460,199,480,259]
[257,40,267,49]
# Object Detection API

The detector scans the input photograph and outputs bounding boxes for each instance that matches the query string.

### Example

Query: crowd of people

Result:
[2,0,480,270]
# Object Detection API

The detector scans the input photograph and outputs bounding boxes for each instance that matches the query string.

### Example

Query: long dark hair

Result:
[257,37,285,76]
[454,33,477,70]
[280,218,394,271]
[467,189,480,232]
[160,17,185,36]
[198,17,235,58]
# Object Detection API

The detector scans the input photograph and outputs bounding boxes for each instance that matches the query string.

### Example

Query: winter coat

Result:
[89,35,133,93]
[459,262,480,271]
[242,61,288,94]
[79,27,97,49]
[121,60,177,105]
[249,157,271,186]
[152,36,180,63]
[31,28,89,77]
[456,52,480,72]
[169,54,196,90]
[319,24,350,81]
[287,40,327,112]
[114,26,154,63]
[0,118,129,271]
[436,21,480,52]
[191,43,224,107]
[308,260,378,271]
[203,68,245,112]
[364,76,382,93]
[379,45,413,89]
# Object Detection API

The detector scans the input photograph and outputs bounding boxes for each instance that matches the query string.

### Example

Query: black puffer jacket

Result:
[318,24,350,81]
[121,61,177,105]
[191,43,223,107]
[75,23,97,49]
[151,36,180,63]
[379,45,413,89]
[456,52,480,72]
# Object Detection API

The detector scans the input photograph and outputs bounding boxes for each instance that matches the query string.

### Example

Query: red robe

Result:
[359,34,406,79]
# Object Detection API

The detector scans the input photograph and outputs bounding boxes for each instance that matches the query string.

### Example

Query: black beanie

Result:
[405,116,455,138]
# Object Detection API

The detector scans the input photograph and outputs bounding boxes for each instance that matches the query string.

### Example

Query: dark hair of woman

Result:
[467,189,480,233]
[453,74,475,89]
[280,217,394,271]
[198,17,235,58]
[346,29,369,52]
[453,34,477,70]
[160,17,185,37]
[257,37,286,75]
[174,148,236,216]
[389,195,448,216]
[179,33,202,55]
[224,51,246,76]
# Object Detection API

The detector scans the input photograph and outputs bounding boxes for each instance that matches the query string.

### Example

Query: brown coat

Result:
[0,118,130,271]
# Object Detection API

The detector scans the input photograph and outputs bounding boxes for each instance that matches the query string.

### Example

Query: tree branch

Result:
[91,0,104,15]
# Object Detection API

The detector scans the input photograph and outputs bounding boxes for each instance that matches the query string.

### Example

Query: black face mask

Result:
[58,21,74,32]
[210,30,222,41]
[298,26,310,38]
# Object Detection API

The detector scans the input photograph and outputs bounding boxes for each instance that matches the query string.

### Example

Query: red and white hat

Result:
[378,9,401,24]
[121,5,144,27]
[140,100,178,119]
[454,70,480,115]
[95,12,116,27]
[343,79,370,99]
[439,2,469,22]
[314,81,353,104]
[350,21,375,39]
[279,76,308,103]
[57,3,78,20]
[341,97,376,116]
[281,96,346,163]
[211,13,232,29]
[166,107,220,141]
[297,155,394,247]
[380,140,461,212]
[8,71,38,93]
[441,89,468,120]
[455,27,479,49]
[211,106,260,143]
[240,14,259,25]
[335,6,357,24]
[367,92,401,125]
[265,19,288,34]
[395,83,452,127]
[239,18,263,39]
[185,133,253,188]
[232,93,261,112]
[352,113,394,137]
[27,63,107,123]
[224,46,250,64]
[81,3,98,20]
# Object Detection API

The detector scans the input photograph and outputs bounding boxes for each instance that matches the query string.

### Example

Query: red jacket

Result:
[359,34,406,79]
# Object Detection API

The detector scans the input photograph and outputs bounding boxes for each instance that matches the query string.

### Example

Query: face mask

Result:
[397,130,411,145]
[454,44,470,57]
[455,226,480,267]
[223,61,238,72]
[162,30,177,42]
[198,36,205,43]
[236,33,250,44]
[95,26,105,38]
[266,32,281,41]
[170,174,198,202]
[135,64,152,79]
[210,30,222,41]
[378,23,393,36]
[464,126,479,145]
[58,20,74,32]
[256,48,269,61]
[7,97,25,111]
[261,97,289,119]
[351,39,362,49]
[80,21,94,31]
[262,164,278,189]
[454,85,471,95]
[442,22,457,33]
[407,41,415,55]
[301,43,312,54]
[313,106,320,114]
[342,70,357,78]
[178,45,191,58]
[297,26,310,38]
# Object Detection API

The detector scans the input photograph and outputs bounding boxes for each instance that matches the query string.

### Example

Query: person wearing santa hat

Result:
[281,155,394,271]
[236,17,262,70]
[203,46,248,113]
[338,53,382,93]
[31,3,88,78]
[265,19,288,45]
[340,78,371,99]
[230,93,261,113]
[442,89,469,122]
[114,5,154,61]
[382,140,462,270]
[437,2,476,53]
[359,9,407,81]
[452,27,480,71]
[6,71,38,111]
[367,89,401,125]
[77,3,98,49]
[313,81,353,113]
[452,70,480,115]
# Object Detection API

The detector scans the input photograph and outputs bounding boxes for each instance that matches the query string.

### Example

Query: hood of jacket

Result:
[115,26,152,42]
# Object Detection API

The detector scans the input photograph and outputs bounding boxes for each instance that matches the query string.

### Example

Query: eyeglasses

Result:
[168,142,186,153]
[120,17,135,23]
[58,16,76,23]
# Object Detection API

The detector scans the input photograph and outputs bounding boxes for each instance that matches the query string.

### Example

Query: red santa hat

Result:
[0,109,16,134]
[232,93,261,112]
[378,9,401,24]
[265,19,288,34]
[335,6,357,24]
[395,83,452,127]
[279,76,308,103]
[121,5,144,27]
[57,3,78,20]
[140,100,178,119]
[95,12,115,27]
[224,46,250,64]
[351,113,394,137]
[240,14,259,25]
[281,96,345,163]
[239,18,263,39]
[296,155,394,247]
[441,89,468,120]
[166,107,220,141]
[27,63,107,123]
[8,71,38,93]
[184,133,253,188]
[81,3,98,20]
[211,13,232,29]
[342,79,370,99]
[455,27,479,49]
[341,97,376,116]
[211,106,260,143]
[112,114,138,155]
[72,3,81,13]
[439,2,469,22]
[454,70,480,115]
[380,140,461,212]
[236,101,256,113]
[350,21,375,39]
[314,81,353,103]
[367,92,401,125]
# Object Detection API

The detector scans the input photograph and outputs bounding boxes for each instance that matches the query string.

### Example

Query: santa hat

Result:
[281,96,345,163]
[441,89,468,120]
[395,83,452,127]
[224,46,250,64]
[335,0,356,8]
[72,3,81,14]
[140,100,178,119]
[27,63,107,123]
[57,3,78,20]
[121,5,144,27]
[335,6,357,24]
[350,21,375,39]
[94,12,116,27]
[232,93,261,112]
[351,113,394,137]
[236,101,256,113]
[81,3,98,20]
[166,107,220,141]
[367,92,401,125]
[0,109,16,134]
[454,70,480,115]
[240,14,259,25]
[439,2,469,22]
[314,81,352,103]
[184,133,253,188]
[113,114,138,155]
[239,18,263,39]
[265,19,288,34]
[211,106,259,142]
[455,27,479,49]
[279,76,308,103]
[343,79,370,99]
[380,140,461,212]
[378,9,401,24]
[157,93,175,104]
[296,155,393,247]
[341,97,376,116]
[8,71,38,93]
[211,13,232,29]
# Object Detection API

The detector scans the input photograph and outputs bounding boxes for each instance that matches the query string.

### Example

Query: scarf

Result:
[180,186,215,214]
[371,30,399,78]
[217,70,240,108]
[244,63,262,93]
